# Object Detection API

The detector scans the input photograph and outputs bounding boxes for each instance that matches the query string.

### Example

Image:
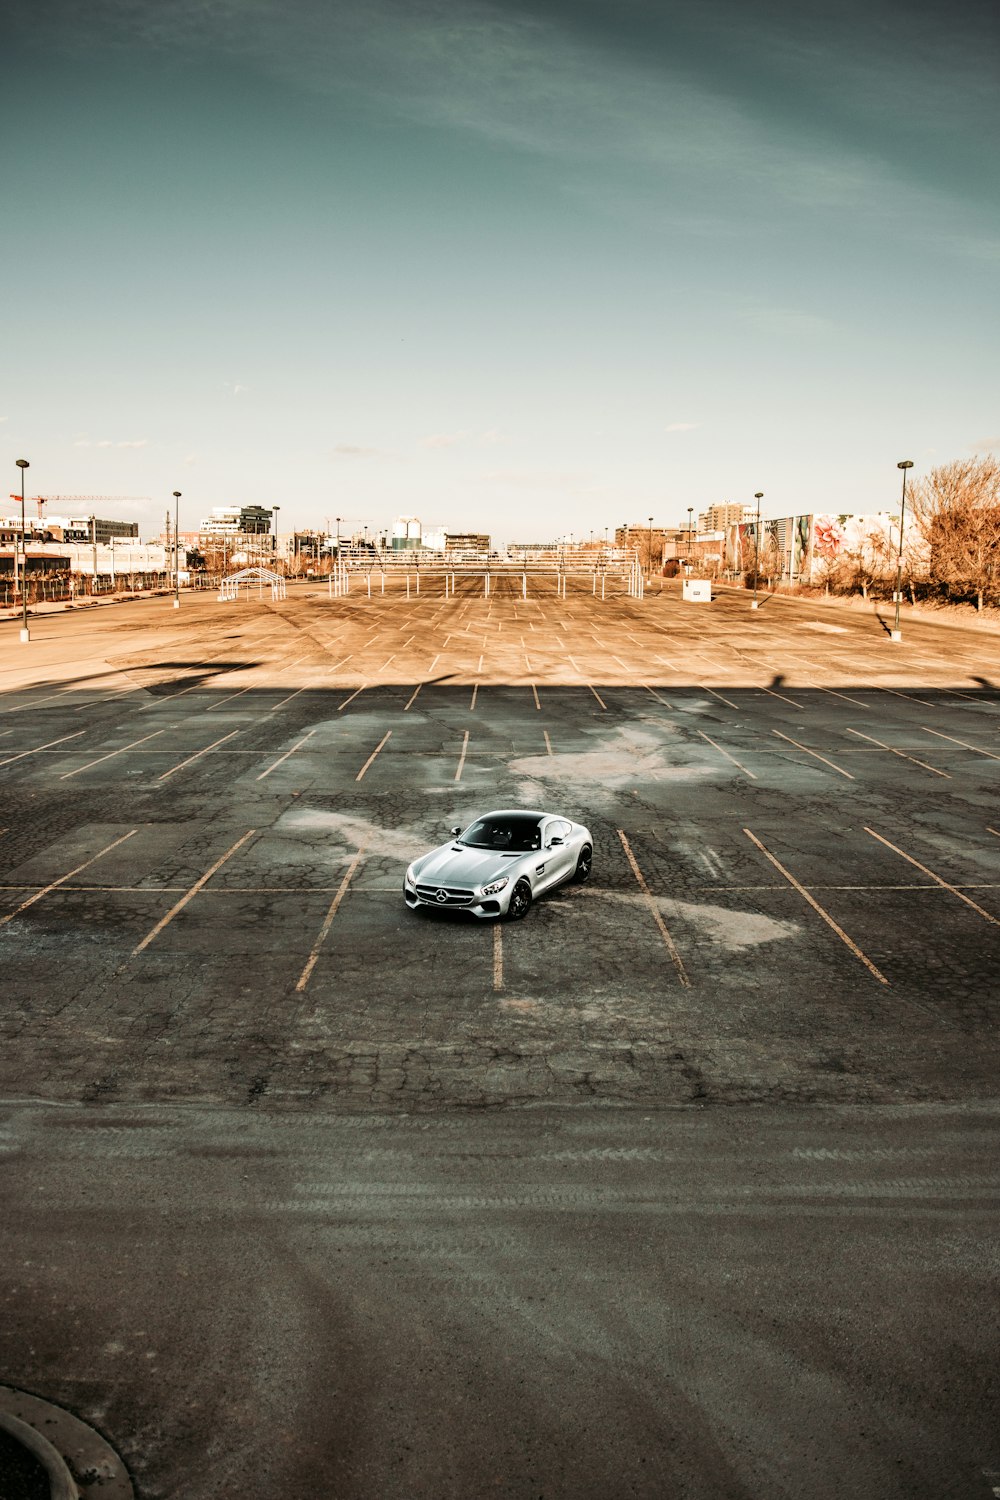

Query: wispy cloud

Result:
[420,432,465,449]
[331,443,383,459]
[482,468,585,490]
[224,381,248,397]
[666,422,699,433]
[972,436,1000,451]
[184,452,199,465]
[73,437,148,448]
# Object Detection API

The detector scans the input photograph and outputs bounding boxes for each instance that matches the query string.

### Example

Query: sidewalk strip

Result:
[0,830,139,929]
[0,730,86,769]
[772,730,853,779]
[61,730,165,780]
[455,730,470,782]
[744,828,888,984]
[864,827,1000,927]
[845,728,949,778]
[257,730,316,781]
[295,845,366,992]
[920,726,1000,762]
[698,730,756,779]
[617,830,690,987]
[158,729,241,782]
[493,923,503,992]
[132,830,257,955]
[356,731,391,782]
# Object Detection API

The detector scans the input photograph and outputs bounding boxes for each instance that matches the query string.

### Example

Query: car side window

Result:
[550,820,571,841]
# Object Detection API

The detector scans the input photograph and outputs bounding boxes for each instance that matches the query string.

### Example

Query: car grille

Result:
[415,884,476,907]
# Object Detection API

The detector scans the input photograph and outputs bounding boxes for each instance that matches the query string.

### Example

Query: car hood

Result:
[414,845,518,889]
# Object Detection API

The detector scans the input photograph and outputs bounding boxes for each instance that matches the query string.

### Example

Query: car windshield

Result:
[460,815,543,853]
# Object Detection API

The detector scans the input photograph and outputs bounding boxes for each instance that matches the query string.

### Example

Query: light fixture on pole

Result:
[15,459,29,642]
[751,492,763,610]
[889,462,913,642]
[172,492,181,608]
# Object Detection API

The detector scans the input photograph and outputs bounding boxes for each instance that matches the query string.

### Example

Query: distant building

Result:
[444,531,490,552]
[391,516,423,550]
[0,514,138,544]
[697,503,755,534]
[199,505,274,535]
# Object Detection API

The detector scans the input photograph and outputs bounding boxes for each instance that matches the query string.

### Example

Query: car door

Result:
[535,818,574,891]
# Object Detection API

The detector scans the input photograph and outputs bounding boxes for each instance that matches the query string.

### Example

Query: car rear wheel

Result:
[573,844,593,883]
[506,878,532,921]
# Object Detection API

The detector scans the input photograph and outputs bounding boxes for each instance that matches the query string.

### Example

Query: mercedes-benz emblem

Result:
[435,889,448,903]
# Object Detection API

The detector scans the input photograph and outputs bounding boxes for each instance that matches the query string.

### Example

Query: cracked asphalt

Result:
[1,579,998,1498]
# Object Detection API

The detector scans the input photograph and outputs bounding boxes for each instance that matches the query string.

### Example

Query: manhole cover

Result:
[0,1388,133,1499]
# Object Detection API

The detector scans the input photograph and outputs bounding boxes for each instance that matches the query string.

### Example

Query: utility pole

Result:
[889,462,913,642]
[173,491,181,608]
[15,459,30,641]
[91,515,98,595]
[751,493,763,610]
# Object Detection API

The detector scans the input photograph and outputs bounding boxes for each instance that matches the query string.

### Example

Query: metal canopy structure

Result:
[327,546,645,599]
[218,566,286,601]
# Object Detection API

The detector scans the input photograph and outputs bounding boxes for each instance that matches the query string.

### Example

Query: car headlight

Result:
[405,864,418,887]
[479,877,508,897]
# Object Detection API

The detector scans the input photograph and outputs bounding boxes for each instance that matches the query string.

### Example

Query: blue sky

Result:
[3,0,998,542]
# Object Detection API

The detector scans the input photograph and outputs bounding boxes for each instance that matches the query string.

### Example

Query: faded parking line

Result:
[0,830,139,930]
[356,731,391,782]
[772,730,853,779]
[132,829,258,955]
[698,730,756,779]
[921,726,1000,762]
[744,828,889,985]
[845,728,948,778]
[295,845,366,992]
[865,827,1000,927]
[257,729,316,782]
[158,729,241,782]
[60,729,165,780]
[617,830,689,987]
[0,729,86,769]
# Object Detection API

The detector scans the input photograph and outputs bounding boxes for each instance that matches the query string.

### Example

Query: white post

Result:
[416,571,420,595]
[601,573,606,600]
[367,572,371,597]
[381,571,385,594]
[406,573,410,598]
[522,572,526,599]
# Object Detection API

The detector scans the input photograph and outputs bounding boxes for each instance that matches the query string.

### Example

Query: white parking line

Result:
[493,923,503,991]
[921,726,1000,762]
[0,830,139,929]
[356,731,391,782]
[403,683,422,712]
[772,730,853,779]
[543,730,554,757]
[295,845,366,992]
[845,728,949,778]
[60,729,165,780]
[257,730,316,781]
[531,683,540,710]
[744,828,889,985]
[617,830,689,986]
[588,685,608,710]
[337,685,367,711]
[644,686,673,708]
[0,730,86,769]
[470,683,478,711]
[759,686,803,709]
[700,686,741,711]
[455,730,470,782]
[698,730,756,779]
[158,729,241,782]
[132,830,258,955]
[864,827,1000,927]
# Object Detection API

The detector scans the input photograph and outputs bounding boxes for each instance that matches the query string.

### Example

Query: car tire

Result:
[505,878,532,921]
[573,844,593,883]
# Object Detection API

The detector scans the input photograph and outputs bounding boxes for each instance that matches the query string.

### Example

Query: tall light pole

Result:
[751,491,763,610]
[890,462,913,642]
[91,515,98,596]
[173,491,181,608]
[687,507,694,564]
[648,515,654,577]
[15,459,29,641]
[272,505,281,573]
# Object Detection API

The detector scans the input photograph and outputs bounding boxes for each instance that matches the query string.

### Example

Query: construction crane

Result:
[34,494,150,519]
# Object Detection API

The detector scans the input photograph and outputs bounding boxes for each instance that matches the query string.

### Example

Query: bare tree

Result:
[910,455,1000,607]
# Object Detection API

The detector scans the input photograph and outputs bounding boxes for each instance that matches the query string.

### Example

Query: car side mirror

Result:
[549,835,564,847]
[450,826,462,837]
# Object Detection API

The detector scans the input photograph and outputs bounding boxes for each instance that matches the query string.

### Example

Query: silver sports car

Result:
[404,809,593,920]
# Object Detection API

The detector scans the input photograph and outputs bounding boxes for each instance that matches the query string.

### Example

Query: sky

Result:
[3,0,998,543]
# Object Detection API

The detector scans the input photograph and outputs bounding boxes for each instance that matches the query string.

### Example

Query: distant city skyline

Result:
[4,0,998,545]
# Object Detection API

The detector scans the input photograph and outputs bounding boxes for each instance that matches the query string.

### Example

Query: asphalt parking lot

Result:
[1,580,999,1498]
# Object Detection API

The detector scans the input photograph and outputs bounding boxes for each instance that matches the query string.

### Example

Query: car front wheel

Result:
[505,878,532,921]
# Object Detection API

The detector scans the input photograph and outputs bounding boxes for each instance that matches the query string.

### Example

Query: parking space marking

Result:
[698,730,756,779]
[817,685,871,709]
[257,730,316,781]
[744,828,889,985]
[772,730,853,779]
[864,827,1000,927]
[879,687,937,710]
[158,729,242,782]
[131,830,258,955]
[470,684,478,711]
[844,728,949,777]
[921,726,1000,762]
[205,684,256,710]
[0,730,86,769]
[337,685,367,711]
[0,830,139,929]
[295,845,366,992]
[60,729,166,780]
[617,830,690,986]
[543,730,554,757]
[759,686,803,709]
[531,683,540,710]
[270,685,310,711]
[403,683,422,711]
[356,731,392,782]
[588,685,608,710]
[989,827,1000,839]
[644,686,673,708]
[701,686,741,711]
[493,923,503,991]
[455,730,470,782]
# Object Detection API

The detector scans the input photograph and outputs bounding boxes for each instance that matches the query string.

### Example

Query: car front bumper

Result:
[403,880,505,918]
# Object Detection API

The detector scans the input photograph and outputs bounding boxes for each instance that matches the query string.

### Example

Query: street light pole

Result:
[91,515,98,596]
[751,491,763,610]
[15,459,29,641]
[890,462,913,642]
[272,506,281,574]
[648,515,654,578]
[687,507,694,563]
[173,491,181,608]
